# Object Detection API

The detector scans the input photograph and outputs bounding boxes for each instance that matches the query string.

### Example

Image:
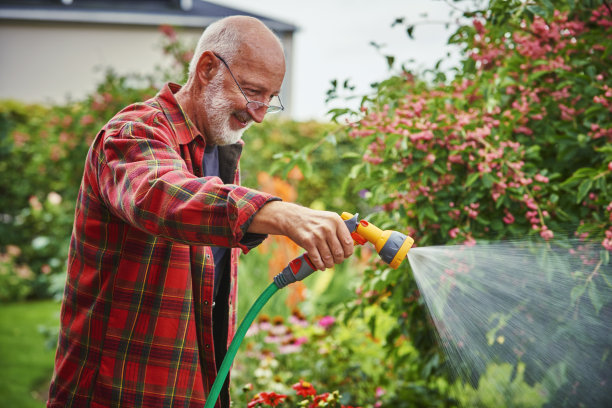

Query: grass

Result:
[0,299,60,408]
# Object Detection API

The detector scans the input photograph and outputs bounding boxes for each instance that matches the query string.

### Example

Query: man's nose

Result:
[247,105,267,123]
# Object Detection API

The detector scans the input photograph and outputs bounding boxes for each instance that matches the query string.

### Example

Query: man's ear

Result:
[195,51,220,84]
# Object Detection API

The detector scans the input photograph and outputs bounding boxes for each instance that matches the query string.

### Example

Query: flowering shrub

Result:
[328,1,612,406]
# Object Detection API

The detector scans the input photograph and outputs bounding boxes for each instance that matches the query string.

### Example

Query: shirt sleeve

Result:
[96,119,278,252]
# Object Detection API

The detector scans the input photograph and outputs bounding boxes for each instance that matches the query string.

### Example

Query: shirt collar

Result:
[156,82,201,146]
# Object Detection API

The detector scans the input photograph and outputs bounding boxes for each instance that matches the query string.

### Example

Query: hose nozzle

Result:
[341,212,414,269]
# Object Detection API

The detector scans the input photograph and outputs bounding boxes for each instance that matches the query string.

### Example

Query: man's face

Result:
[201,51,285,146]
[203,72,252,146]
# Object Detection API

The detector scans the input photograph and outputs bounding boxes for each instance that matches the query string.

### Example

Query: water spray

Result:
[204,212,414,408]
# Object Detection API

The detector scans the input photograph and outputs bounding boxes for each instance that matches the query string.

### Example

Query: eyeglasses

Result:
[213,53,284,114]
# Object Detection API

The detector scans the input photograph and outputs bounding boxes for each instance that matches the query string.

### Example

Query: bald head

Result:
[188,16,285,79]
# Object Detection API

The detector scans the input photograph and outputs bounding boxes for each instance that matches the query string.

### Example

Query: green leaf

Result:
[465,172,480,188]
[341,152,362,159]
[385,55,395,70]
[541,0,555,14]
[348,163,364,179]
[550,193,559,203]
[576,179,593,203]
[588,283,603,314]
[570,284,586,306]
[406,25,414,39]
[391,17,404,27]
[526,5,546,18]
[482,173,494,188]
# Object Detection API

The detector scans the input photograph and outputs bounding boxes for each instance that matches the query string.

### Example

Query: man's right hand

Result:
[248,201,354,271]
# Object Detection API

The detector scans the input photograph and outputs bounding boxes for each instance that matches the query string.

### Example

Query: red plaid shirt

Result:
[48,83,277,408]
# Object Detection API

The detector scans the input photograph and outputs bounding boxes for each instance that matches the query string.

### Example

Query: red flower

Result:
[159,24,177,40]
[309,393,330,408]
[292,379,317,397]
[248,392,288,407]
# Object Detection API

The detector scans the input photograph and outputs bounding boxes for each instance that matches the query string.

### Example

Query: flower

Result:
[159,24,177,41]
[80,114,95,126]
[292,379,317,397]
[449,227,460,239]
[318,315,335,329]
[247,392,287,407]
[47,191,62,205]
[540,225,554,241]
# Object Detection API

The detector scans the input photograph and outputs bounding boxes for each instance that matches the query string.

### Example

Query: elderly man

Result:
[48,15,353,408]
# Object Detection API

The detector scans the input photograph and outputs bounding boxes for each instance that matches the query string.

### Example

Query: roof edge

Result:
[0,7,296,32]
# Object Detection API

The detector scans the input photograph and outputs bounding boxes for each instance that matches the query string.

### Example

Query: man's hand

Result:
[248,201,354,270]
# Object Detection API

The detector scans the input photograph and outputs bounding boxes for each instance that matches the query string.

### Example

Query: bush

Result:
[328,1,612,406]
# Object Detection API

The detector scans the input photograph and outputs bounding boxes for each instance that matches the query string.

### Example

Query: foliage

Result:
[315,1,612,407]
[241,119,358,213]
[451,363,547,408]
[231,303,451,408]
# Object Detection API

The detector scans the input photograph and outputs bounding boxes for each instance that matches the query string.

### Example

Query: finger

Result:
[328,234,346,264]
[317,242,335,270]
[307,251,325,271]
[336,219,355,258]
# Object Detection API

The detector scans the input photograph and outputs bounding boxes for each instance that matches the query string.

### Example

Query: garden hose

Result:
[203,213,414,407]
[204,282,279,408]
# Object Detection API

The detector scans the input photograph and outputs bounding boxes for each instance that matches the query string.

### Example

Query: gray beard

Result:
[204,76,252,145]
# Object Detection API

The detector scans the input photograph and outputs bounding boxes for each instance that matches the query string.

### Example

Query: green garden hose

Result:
[203,250,321,407]
[204,282,279,408]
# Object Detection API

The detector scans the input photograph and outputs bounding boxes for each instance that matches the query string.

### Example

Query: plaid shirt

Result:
[48,83,277,408]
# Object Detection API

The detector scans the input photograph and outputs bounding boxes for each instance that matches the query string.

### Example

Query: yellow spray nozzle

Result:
[341,212,414,269]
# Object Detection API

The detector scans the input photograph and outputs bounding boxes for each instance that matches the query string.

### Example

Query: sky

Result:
[215,0,465,121]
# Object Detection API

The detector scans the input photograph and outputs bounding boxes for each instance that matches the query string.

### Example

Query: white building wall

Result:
[0,21,293,115]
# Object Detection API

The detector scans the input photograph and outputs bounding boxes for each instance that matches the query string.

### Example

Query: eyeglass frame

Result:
[213,53,284,114]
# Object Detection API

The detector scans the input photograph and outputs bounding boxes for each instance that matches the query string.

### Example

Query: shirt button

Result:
[205,344,210,349]
[204,300,209,306]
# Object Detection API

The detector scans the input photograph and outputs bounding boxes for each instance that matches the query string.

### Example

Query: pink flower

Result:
[80,114,95,126]
[473,19,485,34]
[503,211,515,224]
[540,226,554,241]
[318,316,335,329]
[159,24,177,41]
[449,227,460,239]
[601,237,612,251]
[463,236,477,246]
